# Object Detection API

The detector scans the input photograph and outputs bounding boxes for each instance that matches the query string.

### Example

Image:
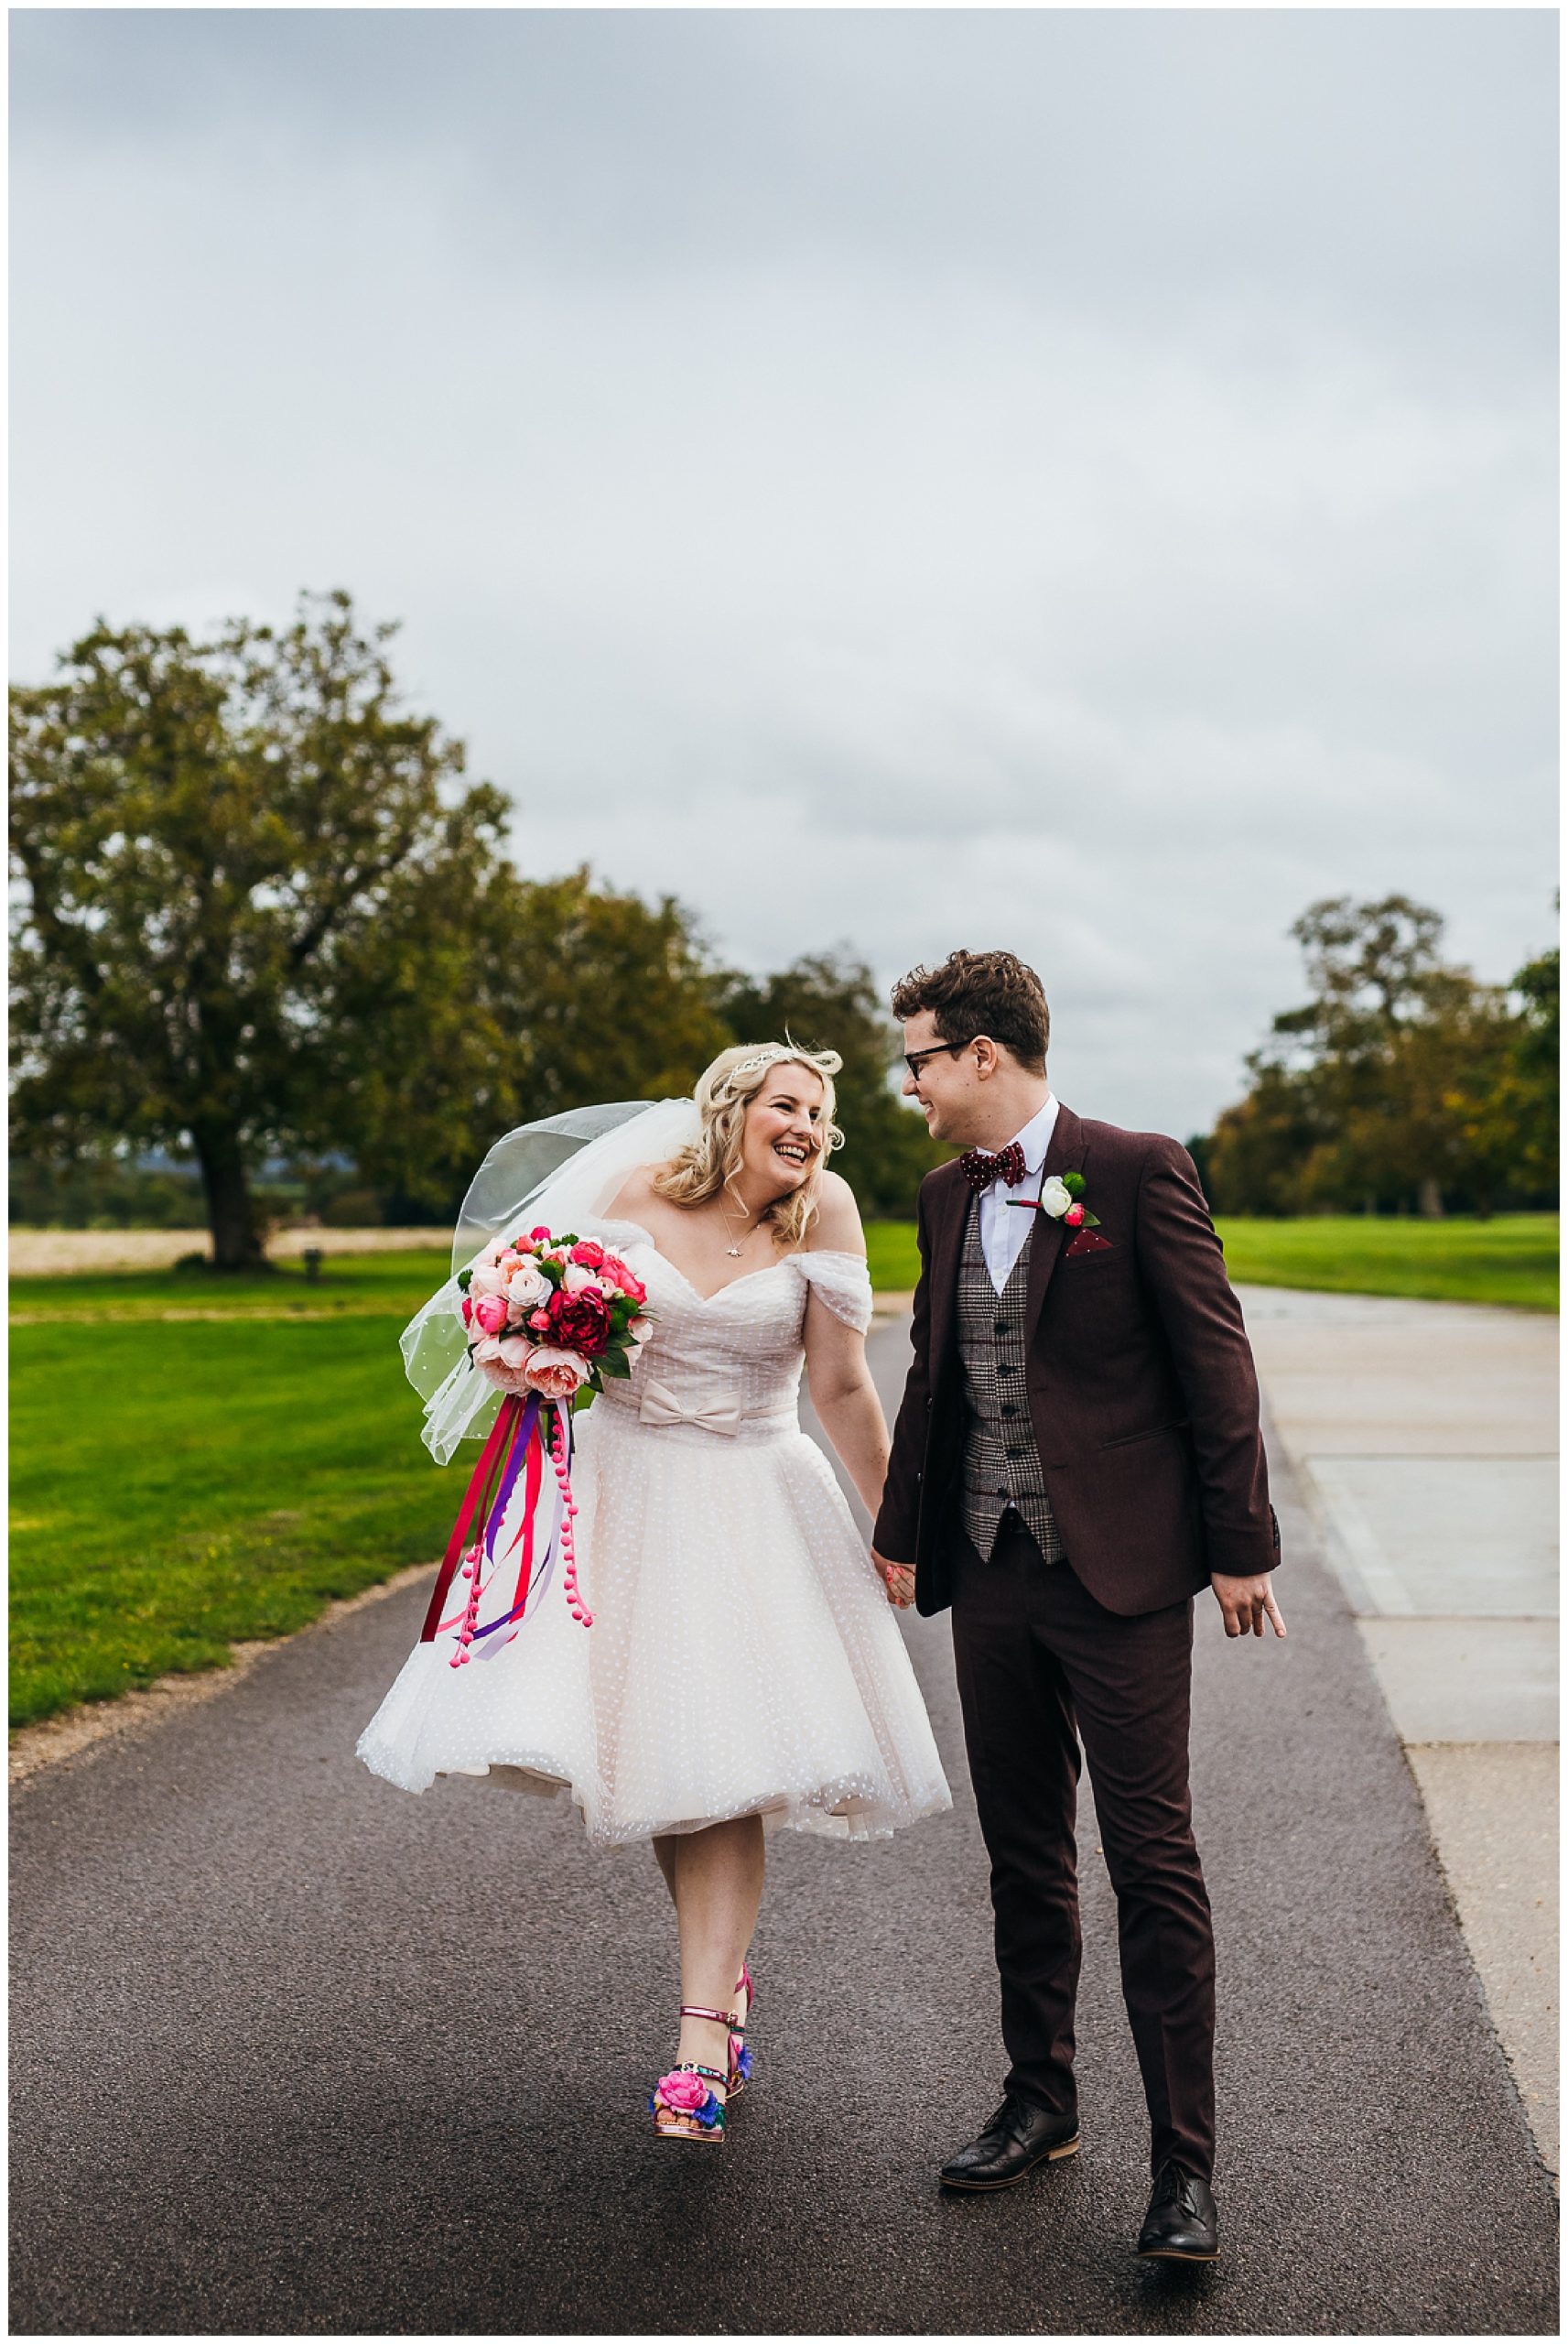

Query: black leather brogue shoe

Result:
[938,2096,1081,2191]
[1136,2161,1219,2261]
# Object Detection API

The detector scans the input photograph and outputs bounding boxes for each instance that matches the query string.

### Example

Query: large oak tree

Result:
[11,592,726,1265]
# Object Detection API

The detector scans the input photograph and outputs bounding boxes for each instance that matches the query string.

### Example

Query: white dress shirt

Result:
[979,1091,1060,1295]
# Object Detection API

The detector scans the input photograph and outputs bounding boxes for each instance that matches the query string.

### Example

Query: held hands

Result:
[871,1547,916,1611]
[1210,1570,1286,1640]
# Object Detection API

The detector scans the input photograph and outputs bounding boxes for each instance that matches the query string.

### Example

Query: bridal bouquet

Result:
[423,1227,651,1662]
[458,1227,651,1405]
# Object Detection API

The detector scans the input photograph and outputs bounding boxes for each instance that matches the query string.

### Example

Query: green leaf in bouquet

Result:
[457,1268,472,1292]
[598,1349,633,1380]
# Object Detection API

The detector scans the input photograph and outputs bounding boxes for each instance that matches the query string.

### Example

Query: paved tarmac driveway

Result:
[10,1324,1558,2335]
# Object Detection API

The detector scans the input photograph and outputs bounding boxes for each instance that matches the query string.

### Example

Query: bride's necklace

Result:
[719,1199,754,1258]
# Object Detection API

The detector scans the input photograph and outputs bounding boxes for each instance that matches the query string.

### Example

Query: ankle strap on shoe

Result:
[679,2003,740,2028]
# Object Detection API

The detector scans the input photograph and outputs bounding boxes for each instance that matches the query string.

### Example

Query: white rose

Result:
[505,1261,549,1308]
[469,1264,506,1298]
[1040,1176,1073,1220]
[561,1262,597,1294]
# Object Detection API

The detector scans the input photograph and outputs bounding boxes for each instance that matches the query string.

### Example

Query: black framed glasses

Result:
[903,1040,974,1080]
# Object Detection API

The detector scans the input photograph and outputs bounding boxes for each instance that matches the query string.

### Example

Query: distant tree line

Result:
[1193,895,1558,1218]
[9,592,941,1265]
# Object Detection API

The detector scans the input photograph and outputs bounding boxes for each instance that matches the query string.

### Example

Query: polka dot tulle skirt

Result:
[356,1224,953,1845]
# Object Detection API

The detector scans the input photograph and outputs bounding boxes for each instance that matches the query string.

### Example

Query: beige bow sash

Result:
[637,1378,742,1437]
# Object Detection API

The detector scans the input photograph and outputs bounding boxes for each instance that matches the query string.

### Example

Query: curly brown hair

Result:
[890,950,1050,1073]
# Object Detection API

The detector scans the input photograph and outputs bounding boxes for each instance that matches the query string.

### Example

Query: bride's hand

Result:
[872,1547,915,1611]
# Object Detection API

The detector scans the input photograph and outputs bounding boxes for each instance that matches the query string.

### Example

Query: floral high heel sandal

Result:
[728,1963,756,2101]
[650,2005,739,2144]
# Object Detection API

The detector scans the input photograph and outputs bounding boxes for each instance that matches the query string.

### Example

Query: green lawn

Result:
[864,1213,1558,1312]
[1213,1213,1558,1312]
[9,1211,1555,1731]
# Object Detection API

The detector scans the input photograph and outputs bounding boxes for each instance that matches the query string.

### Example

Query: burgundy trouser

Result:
[949,1514,1217,2181]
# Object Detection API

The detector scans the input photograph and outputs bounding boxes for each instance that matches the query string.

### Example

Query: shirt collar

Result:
[1009,1091,1059,1177]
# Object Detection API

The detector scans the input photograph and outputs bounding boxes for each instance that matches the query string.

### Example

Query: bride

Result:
[358,1042,951,2143]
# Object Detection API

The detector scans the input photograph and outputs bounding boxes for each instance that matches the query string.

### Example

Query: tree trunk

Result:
[1418,1176,1444,1219]
[191,1123,267,1270]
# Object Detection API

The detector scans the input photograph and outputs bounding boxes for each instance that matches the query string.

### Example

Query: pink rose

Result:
[528,1225,552,1245]
[1064,1202,1085,1228]
[523,1348,589,1401]
[570,1240,607,1269]
[497,1333,532,1369]
[460,1297,474,1325]
[527,1308,553,1333]
[600,1256,646,1304]
[504,1261,549,1309]
[655,2069,711,2116]
[473,1292,509,1336]
[471,1334,503,1364]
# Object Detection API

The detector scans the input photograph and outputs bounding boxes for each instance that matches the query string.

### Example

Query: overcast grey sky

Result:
[10,8,1558,1135]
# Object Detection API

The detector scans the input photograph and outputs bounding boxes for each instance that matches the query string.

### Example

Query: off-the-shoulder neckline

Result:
[584,1217,869,1306]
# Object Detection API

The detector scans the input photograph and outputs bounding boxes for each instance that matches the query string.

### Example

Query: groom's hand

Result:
[1210,1570,1286,1640]
[872,1548,916,1610]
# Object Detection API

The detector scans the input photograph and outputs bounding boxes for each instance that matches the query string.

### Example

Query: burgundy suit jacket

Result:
[872,1104,1280,1618]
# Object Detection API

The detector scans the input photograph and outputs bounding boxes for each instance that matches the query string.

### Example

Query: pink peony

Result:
[497,1333,532,1368]
[1064,1202,1086,1228]
[655,2069,711,2115]
[549,1286,611,1357]
[472,1292,509,1336]
[523,1348,589,1401]
[471,1334,504,1364]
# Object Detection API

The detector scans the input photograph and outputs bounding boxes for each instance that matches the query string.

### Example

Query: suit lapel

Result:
[925,1162,969,1379]
[1025,1101,1086,1344]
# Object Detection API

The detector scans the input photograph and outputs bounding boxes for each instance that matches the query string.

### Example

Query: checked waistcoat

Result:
[957,1195,1065,1564]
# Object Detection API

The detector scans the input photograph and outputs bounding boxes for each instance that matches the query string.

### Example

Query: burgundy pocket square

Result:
[1065,1229,1115,1258]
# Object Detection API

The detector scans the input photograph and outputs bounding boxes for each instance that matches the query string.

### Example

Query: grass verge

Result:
[11,1212,1554,1731]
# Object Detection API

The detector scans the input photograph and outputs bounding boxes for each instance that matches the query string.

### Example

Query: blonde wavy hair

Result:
[652,1042,845,1249]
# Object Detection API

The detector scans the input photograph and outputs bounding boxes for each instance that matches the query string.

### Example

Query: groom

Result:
[871,949,1283,2263]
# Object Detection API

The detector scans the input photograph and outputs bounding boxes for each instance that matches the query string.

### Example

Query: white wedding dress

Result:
[357,1217,952,1846]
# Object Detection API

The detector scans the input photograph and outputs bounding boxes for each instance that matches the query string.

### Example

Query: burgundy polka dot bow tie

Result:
[958,1140,1028,1193]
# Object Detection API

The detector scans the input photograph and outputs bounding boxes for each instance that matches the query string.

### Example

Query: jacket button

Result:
[994,1485,1008,1498]
[998,1362,1016,1375]
[1000,1404,1018,1417]
[994,1321,1010,1337]
[1006,1447,1025,1460]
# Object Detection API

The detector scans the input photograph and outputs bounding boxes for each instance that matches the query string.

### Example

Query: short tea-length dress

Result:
[357,1219,952,1845]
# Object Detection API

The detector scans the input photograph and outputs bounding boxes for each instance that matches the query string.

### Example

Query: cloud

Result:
[8,10,1556,1135]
